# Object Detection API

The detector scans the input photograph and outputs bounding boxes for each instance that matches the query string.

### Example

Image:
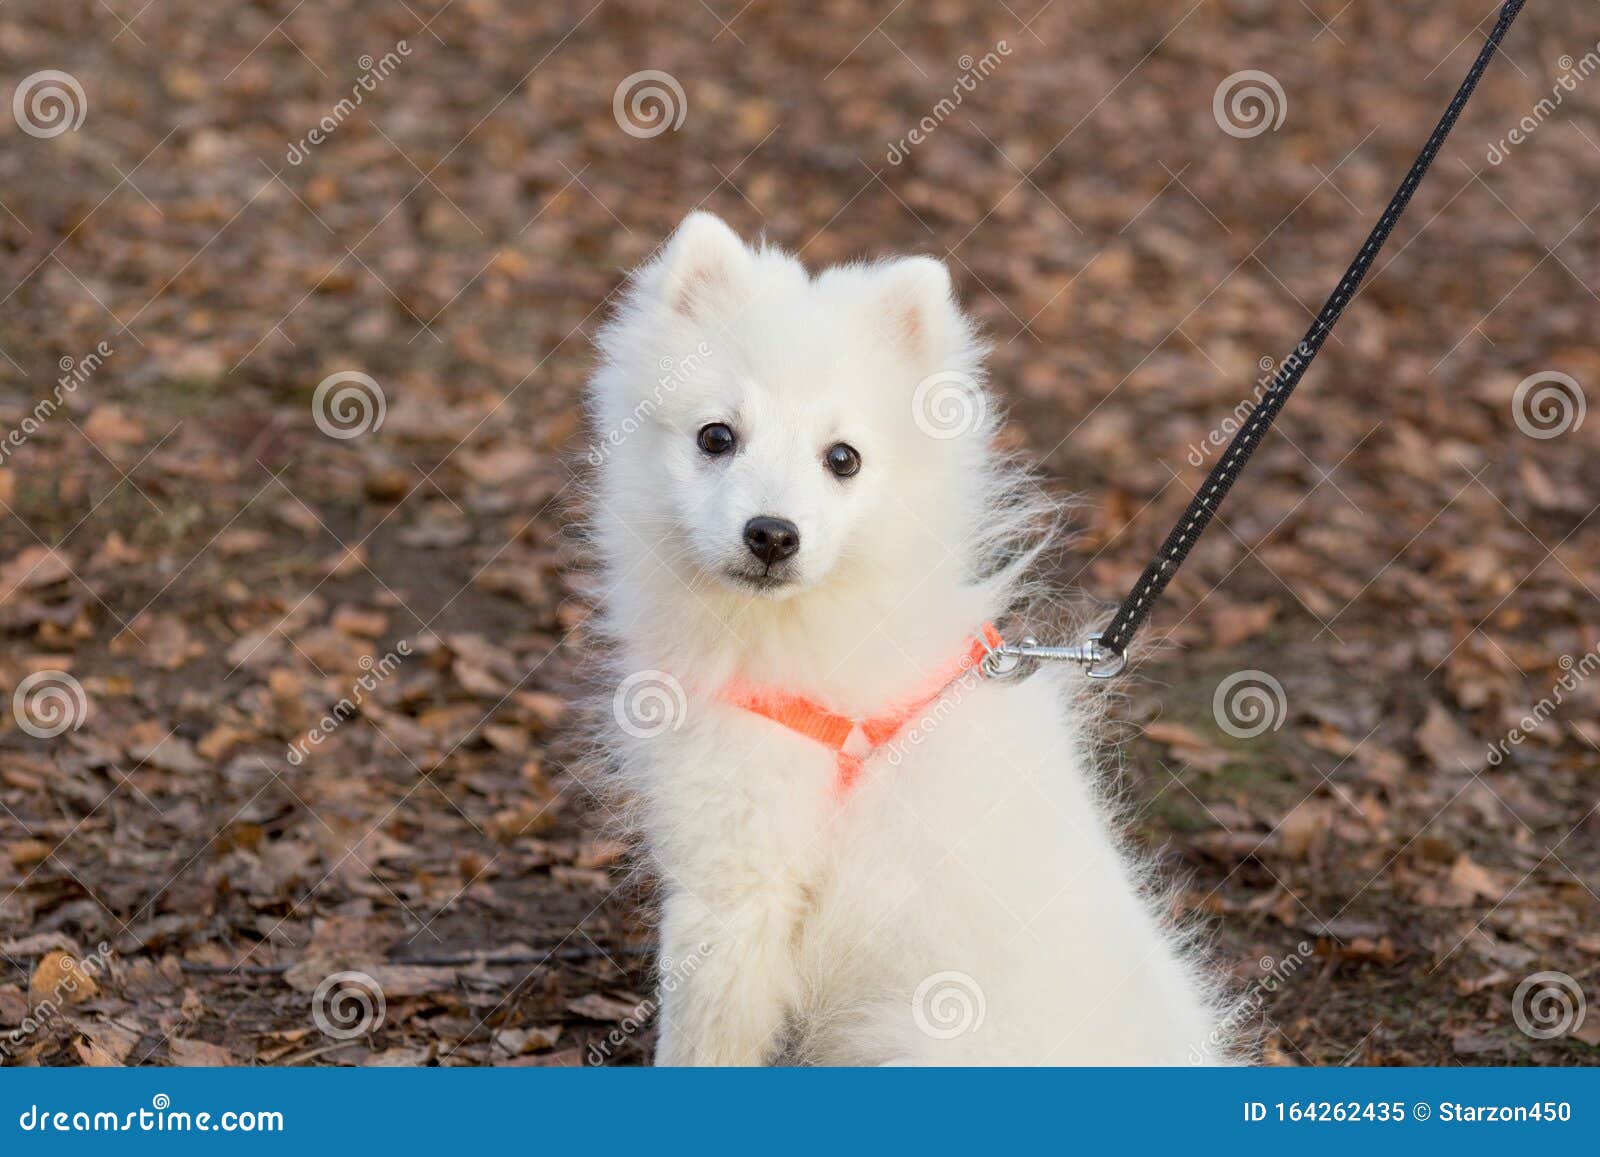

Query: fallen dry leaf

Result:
[30,951,99,1005]
[168,1038,238,1067]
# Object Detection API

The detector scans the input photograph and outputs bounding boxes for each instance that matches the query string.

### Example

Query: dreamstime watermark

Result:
[310,970,385,1040]
[1213,70,1288,138]
[16,1094,283,1134]
[586,341,712,466]
[1185,347,1306,467]
[1485,642,1598,767]
[1487,45,1600,165]
[613,70,687,139]
[1212,669,1287,739]
[0,341,114,467]
[586,942,711,1065]
[912,370,987,439]
[0,942,114,1059]
[1190,941,1312,1063]
[311,370,387,439]
[1510,970,1587,1041]
[12,670,89,739]
[885,41,1013,165]
[12,70,87,138]
[285,42,412,165]
[286,641,412,765]
[883,663,985,767]
[612,669,687,740]
[1511,370,1585,440]
[912,970,986,1040]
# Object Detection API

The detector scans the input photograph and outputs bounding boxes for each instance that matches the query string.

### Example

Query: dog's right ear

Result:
[657,212,750,321]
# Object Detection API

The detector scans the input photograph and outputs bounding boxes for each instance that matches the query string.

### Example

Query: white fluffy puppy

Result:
[586,212,1230,1065]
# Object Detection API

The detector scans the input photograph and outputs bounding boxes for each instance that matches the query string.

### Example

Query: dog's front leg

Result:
[652,880,801,1066]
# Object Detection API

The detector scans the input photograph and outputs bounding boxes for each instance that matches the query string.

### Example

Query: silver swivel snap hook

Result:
[980,632,1127,681]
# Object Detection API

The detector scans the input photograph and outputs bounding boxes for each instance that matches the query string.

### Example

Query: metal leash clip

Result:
[980,632,1127,681]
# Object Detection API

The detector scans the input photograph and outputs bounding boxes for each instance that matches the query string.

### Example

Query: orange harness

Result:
[716,624,1003,795]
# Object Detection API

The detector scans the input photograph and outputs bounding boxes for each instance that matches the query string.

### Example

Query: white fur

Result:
[585,212,1233,1065]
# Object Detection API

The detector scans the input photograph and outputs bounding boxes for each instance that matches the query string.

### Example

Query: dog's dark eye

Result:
[824,442,861,478]
[697,423,736,456]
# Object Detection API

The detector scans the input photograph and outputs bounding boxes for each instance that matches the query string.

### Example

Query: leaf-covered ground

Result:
[0,0,1596,1066]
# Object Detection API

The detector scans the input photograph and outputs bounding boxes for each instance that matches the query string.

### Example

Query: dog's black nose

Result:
[743,516,800,565]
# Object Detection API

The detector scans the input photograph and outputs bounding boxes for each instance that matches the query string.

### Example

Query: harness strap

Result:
[718,623,1002,795]
[1097,0,1527,660]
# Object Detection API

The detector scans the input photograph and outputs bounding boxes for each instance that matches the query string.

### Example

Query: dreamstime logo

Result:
[911,970,986,1040]
[1511,371,1585,440]
[311,970,386,1040]
[285,40,412,165]
[1487,44,1600,165]
[1213,70,1287,138]
[586,942,711,1065]
[0,340,113,467]
[1190,940,1312,1064]
[1185,352,1296,467]
[286,641,412,765]
[612,669,687,739]
[12,670,88,738]
[0,941,114,1058]
[1486,644,1599,767]
[613,70,687,139]
[1511,970,1586,1040]
[586,341,713,466]
[1212,669,1287,739]
[312,371,386,439]
[912,370,987,439]
[885,40,1013,165]
[13,70,87,138]
[883,664,984,767]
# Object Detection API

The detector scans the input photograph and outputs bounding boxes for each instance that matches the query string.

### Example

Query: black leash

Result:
[1083,0,1527,669]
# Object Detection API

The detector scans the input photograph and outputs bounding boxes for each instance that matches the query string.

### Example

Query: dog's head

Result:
[590,212,992,605]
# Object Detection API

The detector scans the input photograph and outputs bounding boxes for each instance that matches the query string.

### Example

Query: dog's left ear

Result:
[878,256,960,365]
[657,211,751,322]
